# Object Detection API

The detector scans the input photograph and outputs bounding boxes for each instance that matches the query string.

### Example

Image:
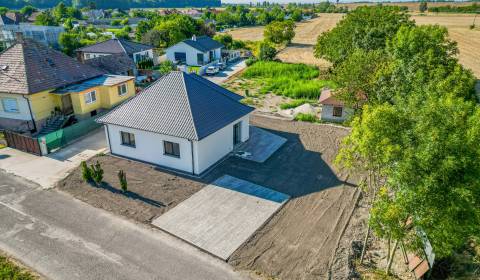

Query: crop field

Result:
[228,13,480,77]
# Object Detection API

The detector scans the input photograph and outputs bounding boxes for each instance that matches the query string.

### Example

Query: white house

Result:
[166,35,223,66]
[75,38,154,64]
[97,71,254,175]
[318,89,355,122]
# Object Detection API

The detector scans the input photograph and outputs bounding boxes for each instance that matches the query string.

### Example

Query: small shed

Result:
[318,89,354,122]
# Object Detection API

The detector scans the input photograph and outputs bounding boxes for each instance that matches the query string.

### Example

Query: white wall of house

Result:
[106,124,194,173]
[83,52,111,60]
[320,104,354,122]
[166,42,221,66]
[193,114,250,174]
[0,93,32,121]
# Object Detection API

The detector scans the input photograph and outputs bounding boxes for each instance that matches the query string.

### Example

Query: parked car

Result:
[206,66,219,75]
[217,62,226,70]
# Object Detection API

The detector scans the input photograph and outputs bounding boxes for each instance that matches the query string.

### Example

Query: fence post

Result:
[39,136,48,155]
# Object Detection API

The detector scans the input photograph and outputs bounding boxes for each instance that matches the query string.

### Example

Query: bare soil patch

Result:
[58,155,204,223]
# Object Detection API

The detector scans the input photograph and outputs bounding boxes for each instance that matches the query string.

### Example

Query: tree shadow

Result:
[95,182,165,208]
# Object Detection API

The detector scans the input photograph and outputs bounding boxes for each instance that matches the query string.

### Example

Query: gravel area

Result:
[58,155,204,223]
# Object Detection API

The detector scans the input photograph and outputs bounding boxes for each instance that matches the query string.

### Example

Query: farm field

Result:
[228,13,480,77]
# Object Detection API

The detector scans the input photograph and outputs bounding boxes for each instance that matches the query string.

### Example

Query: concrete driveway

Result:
[0,170,246,280]
[205,60,246,84]
[0,128,107,189]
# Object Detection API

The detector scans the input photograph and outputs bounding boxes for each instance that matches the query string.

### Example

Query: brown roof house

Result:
[0,34,135,134]
[318,89,360,122]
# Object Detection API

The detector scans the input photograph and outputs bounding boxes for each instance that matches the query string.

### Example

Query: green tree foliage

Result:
[59,32,85,55]
[19,5,36,17]
[429,3,480,14]
[157,60,176,75]
[213,33,233,48]
[0,6,8,15]
[91,161,104,184]
[118,170,127,193]
[315,6,413,65]
[264,20,295,44]
[257,41,277,61]
[419,1,428,13]
[34,10,58,26]
[81,161,92,182]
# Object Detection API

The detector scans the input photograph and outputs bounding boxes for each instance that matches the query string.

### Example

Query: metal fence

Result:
[41,114,104,153]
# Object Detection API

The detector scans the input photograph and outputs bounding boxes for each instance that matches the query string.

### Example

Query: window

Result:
[197,53,204,65]
[333,106,343,117]
[85,53,91,59]
[121,131,135,147]
[84,90,97,104]
[164,141,180,158]
[1,98,19,113]
[118,84,128,96]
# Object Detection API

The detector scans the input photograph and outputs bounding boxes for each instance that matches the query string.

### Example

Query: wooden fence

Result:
[3,130,41,156]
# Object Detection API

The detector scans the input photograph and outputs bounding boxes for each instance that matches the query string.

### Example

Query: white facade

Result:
[105,114,250,175]
[166,42,222,66]
[320,104,354,122]
[132,49,154,63]
[0,93,32,121]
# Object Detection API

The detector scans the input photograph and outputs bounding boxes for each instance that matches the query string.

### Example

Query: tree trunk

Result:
[386,239,400,275]
[387,235,391,261]
[360,171,374,264]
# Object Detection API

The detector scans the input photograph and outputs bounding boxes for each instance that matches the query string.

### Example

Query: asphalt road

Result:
[0,170,246,280]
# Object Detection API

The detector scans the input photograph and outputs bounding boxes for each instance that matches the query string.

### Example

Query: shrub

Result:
[294,113,318,122]
[81,161,92,182]
[279,99,313,110]
[90,161,104,184]
[118,170,128,193]
[245,58,257,66]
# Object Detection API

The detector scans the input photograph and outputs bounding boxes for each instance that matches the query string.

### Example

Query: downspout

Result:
[190,140,195,175]
[22,95,37,132]
[105,125,113,154]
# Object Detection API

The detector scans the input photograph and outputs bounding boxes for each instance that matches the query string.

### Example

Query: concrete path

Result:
[0,170,247,280]
[205,60,246,84]
[0,128,106,189]
[234,127,287,163]
[152,175,289,260]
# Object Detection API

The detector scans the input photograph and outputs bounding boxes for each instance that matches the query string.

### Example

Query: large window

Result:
[197,53,204,65]
[1,98,19,113]
[164,141,180,158]
[84,90,97,104]
[333,106,343,117]
[118,84,128,96]
[121,131,136,147]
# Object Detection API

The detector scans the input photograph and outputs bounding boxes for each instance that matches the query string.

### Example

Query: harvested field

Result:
[58,155,204,223]
[201,115,362,280]
[229,13,480,77]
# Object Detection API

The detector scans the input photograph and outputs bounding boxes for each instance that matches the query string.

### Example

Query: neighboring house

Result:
[82,9,105,20]
[0,23,64,48]
[0,35,135,134]
[182,9,203,19]
[76,38,154,64]
[318,89,354,122]
[166,35,223,66]
[0,13,22,25]
[97,71,254,175]
[84,53,136,76]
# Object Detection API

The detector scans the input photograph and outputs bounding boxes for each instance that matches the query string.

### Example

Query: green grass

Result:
[0,132,5,149]
[294,113,318,122]
[279,99,314,109]
[242,61,336,99]
[0,255,36,280]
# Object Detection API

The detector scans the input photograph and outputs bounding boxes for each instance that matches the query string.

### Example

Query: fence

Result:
[4,130,42,155]
[41,113,104,153]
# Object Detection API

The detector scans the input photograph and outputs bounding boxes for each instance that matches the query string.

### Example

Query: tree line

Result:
[315,5,480,276]
[0,0,220,9]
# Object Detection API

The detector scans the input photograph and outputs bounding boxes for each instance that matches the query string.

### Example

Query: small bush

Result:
[294,113,318,122]
[470,24,475,30]
[245,58,257,66]
[90,161,104,184]
[118,170,128,193]
[81,161,92,182]
[241,97,255,105]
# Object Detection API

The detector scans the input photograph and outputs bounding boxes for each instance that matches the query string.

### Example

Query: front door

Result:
[233,122,242,145]
[61,94,73,115]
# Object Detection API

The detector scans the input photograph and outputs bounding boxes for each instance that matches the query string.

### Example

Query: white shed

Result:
[318,89,354,122]
[166,35,223,67]
[97,71,254,175]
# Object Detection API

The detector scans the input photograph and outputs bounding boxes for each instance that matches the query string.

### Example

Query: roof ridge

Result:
[19,42,34,94]
[116,38,128,55]
[188,73,245,103]
[180,71,200,140]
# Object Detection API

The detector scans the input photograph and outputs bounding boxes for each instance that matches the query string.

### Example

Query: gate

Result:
[3,130,41,156]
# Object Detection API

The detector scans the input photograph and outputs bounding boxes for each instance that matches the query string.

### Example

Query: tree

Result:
[20,5,37,17]
[257,41,277,61]
[264,20,295,44]
[59,32,85,56]
[157,60,176,74]
[419,1,428,13]
[35,11,58,26]
[0,7,8,15]
[290,9,303,22]
[64,17,74,30]
[141,29,167,48]
[315,6,413,65]
[213,33,233,49]
[53,2,67,21]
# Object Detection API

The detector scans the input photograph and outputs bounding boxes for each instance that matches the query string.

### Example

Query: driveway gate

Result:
[3,130,41,156]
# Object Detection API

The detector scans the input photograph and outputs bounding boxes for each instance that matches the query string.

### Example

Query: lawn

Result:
[241,61,336,99]
[0,255,37,280]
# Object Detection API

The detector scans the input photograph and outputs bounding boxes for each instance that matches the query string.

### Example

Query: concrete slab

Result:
[0,128,107,188]
[205,60,246,84]
[234,126,287,163]
[152,175,289,260]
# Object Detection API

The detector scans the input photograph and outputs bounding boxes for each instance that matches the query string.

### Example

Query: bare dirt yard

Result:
[58,155,204,223]
[228,13,480,78]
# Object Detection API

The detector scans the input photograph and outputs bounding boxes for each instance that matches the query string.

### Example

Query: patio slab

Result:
[234,126,287,163]
[152,175,289,260]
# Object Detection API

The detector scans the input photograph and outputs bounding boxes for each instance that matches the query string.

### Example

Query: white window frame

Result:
[1,98,19,113]
[118,83,128,96]
[163,141,180,158]
[120,131,136,147]
[84,90,97,104]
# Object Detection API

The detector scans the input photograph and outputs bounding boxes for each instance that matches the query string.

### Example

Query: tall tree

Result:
[264,20,295,44]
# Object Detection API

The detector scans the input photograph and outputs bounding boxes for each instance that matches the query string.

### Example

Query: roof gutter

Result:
[22,95,37,133]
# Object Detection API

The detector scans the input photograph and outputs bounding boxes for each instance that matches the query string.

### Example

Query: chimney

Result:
[192,35,196,41]
[15,32,24,43]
